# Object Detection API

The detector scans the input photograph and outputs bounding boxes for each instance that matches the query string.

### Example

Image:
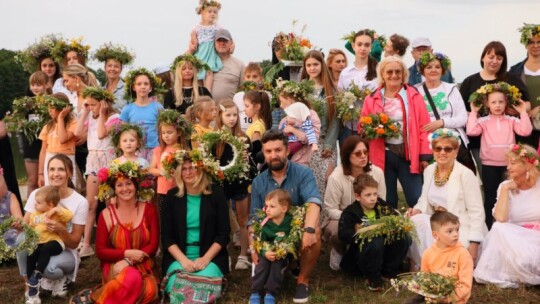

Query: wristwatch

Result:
[304,227,316,234]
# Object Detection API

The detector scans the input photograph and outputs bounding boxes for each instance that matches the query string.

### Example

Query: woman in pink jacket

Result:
[360,55,432,208]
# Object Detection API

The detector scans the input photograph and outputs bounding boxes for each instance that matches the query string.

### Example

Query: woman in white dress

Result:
[474,144,540,288]
[407,129,487,268]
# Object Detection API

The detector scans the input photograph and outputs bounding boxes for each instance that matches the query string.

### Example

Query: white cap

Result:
[153,64,169,75]
[411,37,432,48]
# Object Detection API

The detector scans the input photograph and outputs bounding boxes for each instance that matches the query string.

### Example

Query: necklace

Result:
[434,165,453,187]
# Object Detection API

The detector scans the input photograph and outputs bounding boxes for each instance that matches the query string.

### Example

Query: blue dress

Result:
[194,24,223,80]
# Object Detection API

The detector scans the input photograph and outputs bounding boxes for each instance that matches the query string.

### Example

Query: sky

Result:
[2,0,539,82]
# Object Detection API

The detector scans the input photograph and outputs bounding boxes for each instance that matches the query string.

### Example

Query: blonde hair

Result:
[35,186,61,207]
[376,55,409,87]
[188,96,215,123]
[62,63,98,87]
[173,61,200,107]
[29,71,52,95]
[265,189,291,210]
[173,161,212,197]
[505,144,540,185]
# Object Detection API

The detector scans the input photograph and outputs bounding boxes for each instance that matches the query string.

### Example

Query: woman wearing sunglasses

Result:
[406,129,487,269]
[360,55,432,209]
[322,135,385,271]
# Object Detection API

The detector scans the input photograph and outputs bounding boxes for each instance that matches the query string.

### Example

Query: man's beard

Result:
[268,157,287,171]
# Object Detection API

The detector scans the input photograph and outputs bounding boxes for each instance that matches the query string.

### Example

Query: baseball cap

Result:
[215,29,232,41]
[411,37,432,48]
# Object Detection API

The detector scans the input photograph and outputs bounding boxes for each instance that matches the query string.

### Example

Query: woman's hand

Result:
[422,120,444,133]
[468,242,479,263]
[420,161,429,173]
[112,260,129,277]
[125,249,149,263]
[264,251,277,262]
[406,208,421,218]
[502,179,519,194]
[529,105,540,118]
[45,218,67,235]
[180,258,198,273]
[193,256,210,271]
[58,105,71,120]
[321,149,332,158]
[282,125,296,134]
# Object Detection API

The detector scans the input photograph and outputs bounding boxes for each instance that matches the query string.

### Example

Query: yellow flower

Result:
[476,87,487,94]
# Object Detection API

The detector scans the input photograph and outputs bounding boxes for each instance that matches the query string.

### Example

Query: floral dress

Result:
[194,24,223,80]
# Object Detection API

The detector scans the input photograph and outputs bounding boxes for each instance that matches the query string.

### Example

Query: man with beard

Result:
[249,130,321,304]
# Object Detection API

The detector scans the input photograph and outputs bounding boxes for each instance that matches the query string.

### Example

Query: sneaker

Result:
[263,293,276,304]
[249,293,261,304]
[79,245,95,258]
[367,277,384,292]
[27,271,42,297]
[24,290,41,304]
[48,276,69,298]
[235,255,251,270]
[292,283,309,303]
[329,248,342,271]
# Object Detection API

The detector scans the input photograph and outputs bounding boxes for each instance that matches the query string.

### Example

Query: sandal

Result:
[70,289,93,304]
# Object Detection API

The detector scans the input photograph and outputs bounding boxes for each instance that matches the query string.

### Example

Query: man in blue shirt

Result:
[249,131,321,304]
[408,37,454,85]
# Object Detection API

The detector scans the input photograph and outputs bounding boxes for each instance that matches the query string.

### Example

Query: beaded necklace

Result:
[434,165,453,187]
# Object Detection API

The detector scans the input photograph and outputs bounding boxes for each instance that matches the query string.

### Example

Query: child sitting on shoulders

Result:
[249,189,294,304]
[24,186,72,304]
[338,174,410,291]
[405,211,473,304]
[280,102,318,157]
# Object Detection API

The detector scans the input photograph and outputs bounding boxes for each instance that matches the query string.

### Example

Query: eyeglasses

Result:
[352,149,369,157]
[385,69,403,76]
[433,146,455,153]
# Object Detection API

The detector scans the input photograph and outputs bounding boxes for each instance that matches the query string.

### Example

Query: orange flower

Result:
[389,125,398,131]
[379,113,389,124]
[217,171,225,180]
[300,39,311,48]
[376,128,385,135]
[362,116,372,125]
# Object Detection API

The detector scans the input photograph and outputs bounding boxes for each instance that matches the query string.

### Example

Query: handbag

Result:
[161,269,225,304]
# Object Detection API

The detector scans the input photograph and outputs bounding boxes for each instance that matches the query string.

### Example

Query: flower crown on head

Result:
[15,34,63,73]
[518,23,540,46]
[170,54,211,73]
[157,109,193,136]
[93,42,135,65]
[342,29,387,48]
[196,0,221,14]
[274,78,315,101]
[161,147,224,181]
[110,123,146,156]
[509,144,540,169]
[123,67,166,101]
[44,95,71,110]
[82,86,115,103]
[427,128,461,149]
[237,81,273,93]
[468,82,522,109]
[51,36,91,63]
[418,52,451,71]
[96,161,155,202]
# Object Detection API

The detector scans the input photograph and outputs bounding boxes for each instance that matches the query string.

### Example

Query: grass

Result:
[1,244,540,304]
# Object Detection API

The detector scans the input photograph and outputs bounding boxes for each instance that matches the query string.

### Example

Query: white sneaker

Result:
[79,245,95,258]
[24,290,41,304]
[45,276,69,298]
[329,248,342,271]
[235,256,251,270]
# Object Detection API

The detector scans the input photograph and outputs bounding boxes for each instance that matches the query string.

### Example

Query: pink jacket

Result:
[359,85,432,174]
[466,113,532,166]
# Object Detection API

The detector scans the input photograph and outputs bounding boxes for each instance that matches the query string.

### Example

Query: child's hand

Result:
[187,30,198,54]
[45,207,58,218]
[58,105,71,119]
[513,99,528,114]
[470,101,481,113]
[99,101,109,116]
[286,117,297,126]
[265,251,277,261]
[251,249,259,265]
[311,144,319,152]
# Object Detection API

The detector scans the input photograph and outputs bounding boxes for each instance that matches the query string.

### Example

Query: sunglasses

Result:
[385,69,403,76]
[528,41,540,46]
[352,149,369,157]
[433,146,455,153]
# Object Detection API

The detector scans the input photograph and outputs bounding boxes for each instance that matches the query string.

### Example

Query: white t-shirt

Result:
[86,113,120,150]
[233,91,251,132]
[337,65,378,91]
[25,189,88,231]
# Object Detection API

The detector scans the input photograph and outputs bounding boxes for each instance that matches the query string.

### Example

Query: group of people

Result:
[0,1,539,303]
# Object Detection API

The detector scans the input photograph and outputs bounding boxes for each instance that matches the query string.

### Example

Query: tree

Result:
[0,49,29,117]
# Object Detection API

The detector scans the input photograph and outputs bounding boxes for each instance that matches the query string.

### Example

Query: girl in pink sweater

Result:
[466,82,531,228]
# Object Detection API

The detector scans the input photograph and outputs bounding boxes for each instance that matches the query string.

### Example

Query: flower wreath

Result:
[44,94,71,110]
[123,67,167,101]
[161,147,225,182]
[0,216,39,262]
[418,52,451,72]
[342,29,387,48]
[157,109,193,137]
[15,34,63,73]
[273,78,314,101]
[196,0,221,14]
[468,81,522,109]
[251,205,306,260]
[509,143,540,169]
[110,123,146,156]
[237,81,273,93]
[335,83,372,122]
[4,96,50,142]
[50,36,91,63]
[82,86,116,103]
[518,23,540,46]
[427,128,461,149]
[170,54,211,73]
[97,161,155,202]
[93,42,135,66]
[389,272,458,301]
[200,130,250,182]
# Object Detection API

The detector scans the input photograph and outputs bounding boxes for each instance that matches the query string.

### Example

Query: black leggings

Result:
[27,240,63,276]
[481,164,507,229]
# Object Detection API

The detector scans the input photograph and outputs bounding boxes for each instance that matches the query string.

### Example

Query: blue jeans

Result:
[384,150,423,208]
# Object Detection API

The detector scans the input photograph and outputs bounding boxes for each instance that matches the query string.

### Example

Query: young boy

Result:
[25,186,73,303]
[338,174,410,291]
[249,189,293,304]
[406,211,473,304]
[233,62,264,132]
